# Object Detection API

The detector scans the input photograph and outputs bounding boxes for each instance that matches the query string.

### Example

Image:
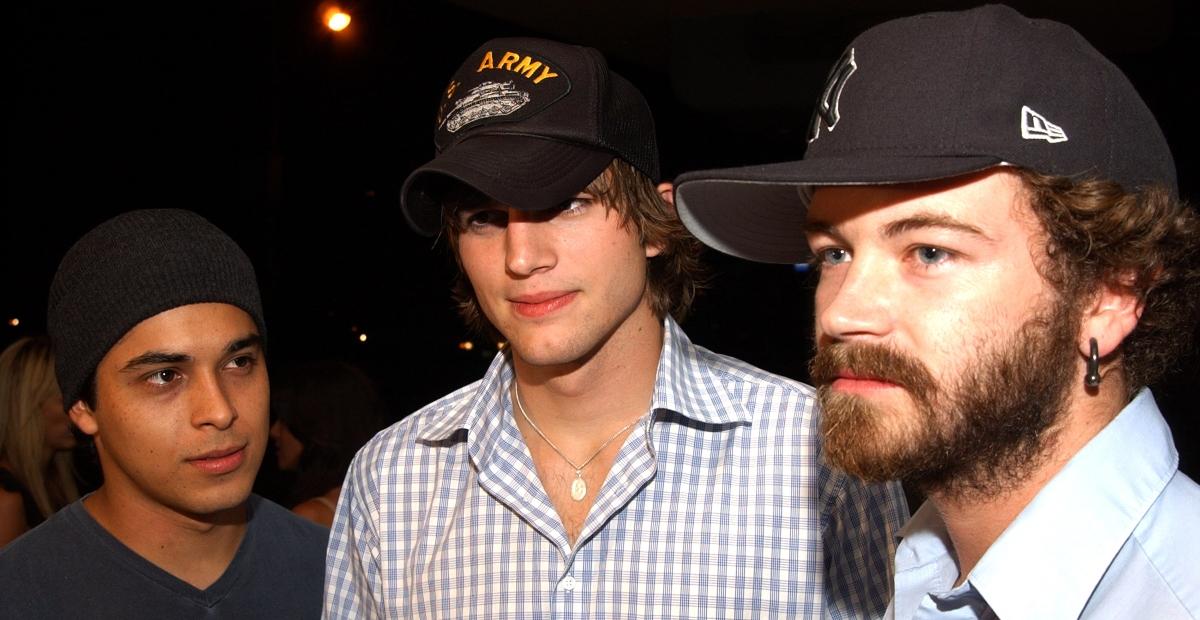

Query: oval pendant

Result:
[570,477,587,501]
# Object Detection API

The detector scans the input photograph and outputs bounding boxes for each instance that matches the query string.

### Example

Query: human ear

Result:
[68,400,99,436]
[657,182,674,206]
[642,182,676,259]
[1078,279,1141,361]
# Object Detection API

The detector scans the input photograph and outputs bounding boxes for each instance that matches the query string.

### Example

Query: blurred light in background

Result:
[458,341,474,351]
[324,7,351,32]
[358,333,368,343]
[7,318,18,327]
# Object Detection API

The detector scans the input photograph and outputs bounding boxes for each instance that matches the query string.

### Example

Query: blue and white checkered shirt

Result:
[325,317,908,618]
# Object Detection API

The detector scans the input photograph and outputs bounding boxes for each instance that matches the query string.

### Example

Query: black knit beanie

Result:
[47,209,266,410]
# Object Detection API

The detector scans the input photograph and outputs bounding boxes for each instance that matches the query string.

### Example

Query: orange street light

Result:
[324,8,351,32]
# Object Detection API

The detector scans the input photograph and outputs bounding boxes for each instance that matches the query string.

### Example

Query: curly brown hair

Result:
[1017,168,1200,395]
[442,159,705,341]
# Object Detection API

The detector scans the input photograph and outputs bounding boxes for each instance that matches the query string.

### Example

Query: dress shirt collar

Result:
[415,315,753,445]
[894,389,1179,618]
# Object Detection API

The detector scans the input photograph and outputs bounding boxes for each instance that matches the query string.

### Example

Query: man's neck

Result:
[83,486,248,590]
[509,302,664,545]
[512,304,664,448]
[930,381,1129,585]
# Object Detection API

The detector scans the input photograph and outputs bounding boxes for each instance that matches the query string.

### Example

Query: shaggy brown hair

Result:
[441,159,705,341]
[1017,169,1200,394]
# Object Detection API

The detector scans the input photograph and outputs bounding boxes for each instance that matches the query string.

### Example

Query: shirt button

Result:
[560,575,576,592]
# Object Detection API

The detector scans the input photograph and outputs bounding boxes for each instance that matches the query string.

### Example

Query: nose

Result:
[815,253,896,345]
[190,371,239,430]
[504,210,556,277]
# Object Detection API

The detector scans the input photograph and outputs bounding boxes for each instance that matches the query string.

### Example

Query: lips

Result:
[509,291,577,318]
[811,342,934,402]
[187,445,247,475]
[830,371,903,393]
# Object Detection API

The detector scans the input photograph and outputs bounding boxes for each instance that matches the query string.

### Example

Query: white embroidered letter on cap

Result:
[808,48,858,143]
[1021,105,1068,143]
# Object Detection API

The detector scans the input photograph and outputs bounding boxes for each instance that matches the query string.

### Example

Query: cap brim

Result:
[401,134,615,236]
[674,154,1004,264]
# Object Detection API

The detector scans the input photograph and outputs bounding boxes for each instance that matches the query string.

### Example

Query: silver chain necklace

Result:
[513,383,637,502]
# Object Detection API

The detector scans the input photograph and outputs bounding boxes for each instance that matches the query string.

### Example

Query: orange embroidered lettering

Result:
[497,52,520,71]
[476,51,495,72]
[512,56,543,79]
[533,66,559,84]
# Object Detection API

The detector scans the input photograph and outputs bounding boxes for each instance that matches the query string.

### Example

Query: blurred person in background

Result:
[0,335,79,547]
[270,360,385,527]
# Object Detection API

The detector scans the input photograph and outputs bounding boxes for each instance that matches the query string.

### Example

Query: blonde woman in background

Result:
[0,336,79,547]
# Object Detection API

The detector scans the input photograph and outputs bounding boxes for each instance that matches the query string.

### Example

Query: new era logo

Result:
[1021,106,1068,143]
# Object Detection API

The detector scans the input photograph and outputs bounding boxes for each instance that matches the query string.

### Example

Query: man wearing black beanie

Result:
[0,209,328,618]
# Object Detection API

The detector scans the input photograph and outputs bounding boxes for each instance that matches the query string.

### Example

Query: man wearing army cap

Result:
[325,37,907,618]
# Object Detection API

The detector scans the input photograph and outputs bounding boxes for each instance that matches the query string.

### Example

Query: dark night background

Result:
[5,0,1197,485]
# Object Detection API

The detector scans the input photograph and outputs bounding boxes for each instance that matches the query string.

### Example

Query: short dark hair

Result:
[1018,168,1200,394]
[443,159,706,340]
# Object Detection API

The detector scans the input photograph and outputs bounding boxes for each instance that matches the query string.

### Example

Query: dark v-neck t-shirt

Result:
[0,494,328,618]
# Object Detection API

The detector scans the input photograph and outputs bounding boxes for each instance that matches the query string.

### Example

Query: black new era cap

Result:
[673,4,1177,264]
[401,37,659,236]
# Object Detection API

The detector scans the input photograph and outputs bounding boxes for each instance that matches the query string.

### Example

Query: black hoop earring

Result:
[1085,337,1101,387]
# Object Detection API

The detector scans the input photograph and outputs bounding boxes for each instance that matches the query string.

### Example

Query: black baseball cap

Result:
[401,37,659,236]
[673,4,1177,264]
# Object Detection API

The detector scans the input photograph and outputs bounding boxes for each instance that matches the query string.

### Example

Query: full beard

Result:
[810,302,1078,501]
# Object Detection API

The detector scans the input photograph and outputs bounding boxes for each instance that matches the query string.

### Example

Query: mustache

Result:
[809,342,937,399]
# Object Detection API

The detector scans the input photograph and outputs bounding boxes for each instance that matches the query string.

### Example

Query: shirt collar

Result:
[892,501,960,616]
[650,316,753,426]
[971,388,1178,619]
[894,389,1179,618]
[415,352,513,443]
[415,315,752,444]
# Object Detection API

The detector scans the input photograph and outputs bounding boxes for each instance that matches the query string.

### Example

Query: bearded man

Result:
[673,5,1200,618]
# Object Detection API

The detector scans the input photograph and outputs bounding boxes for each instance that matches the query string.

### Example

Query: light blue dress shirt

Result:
[889,389,1199,619]
[325,317,908,619]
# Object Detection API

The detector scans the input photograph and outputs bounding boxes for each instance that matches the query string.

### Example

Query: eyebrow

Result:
[121,351,191,370]
[804,213,992,240]
[803,220,837,236]
[227,334,263,354]
[120,333,262,371]
[881,213,991,240]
